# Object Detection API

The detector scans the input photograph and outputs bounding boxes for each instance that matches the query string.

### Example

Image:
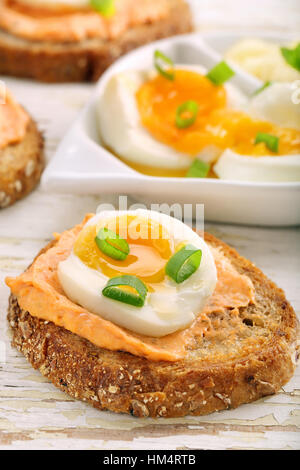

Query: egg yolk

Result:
[136,69,300,158]
[74,216,172,289]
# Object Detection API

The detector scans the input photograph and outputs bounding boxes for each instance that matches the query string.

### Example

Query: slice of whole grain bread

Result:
[7,232,300,418]
[0,117,44,209]
[0,0,192,83]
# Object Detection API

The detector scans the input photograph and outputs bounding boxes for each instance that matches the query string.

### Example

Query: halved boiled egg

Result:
[215,83,300,182]
[97,65,247,176]
[213,149,300,182]
[58,209,217,337]
[247,82,300,130]
[97,56,300,181]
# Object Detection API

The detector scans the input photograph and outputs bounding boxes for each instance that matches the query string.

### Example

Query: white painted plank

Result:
[0,0,299,450]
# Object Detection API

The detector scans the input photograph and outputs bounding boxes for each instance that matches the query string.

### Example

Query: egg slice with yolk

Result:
[214,82,300,182]
[97,66,300,181]
[58,209,217,337]
[97,65,247,175]
[74,215,172,288]
[136,70,300,157]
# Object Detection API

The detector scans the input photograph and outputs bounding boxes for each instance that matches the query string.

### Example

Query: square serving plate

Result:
[41,31,300,226]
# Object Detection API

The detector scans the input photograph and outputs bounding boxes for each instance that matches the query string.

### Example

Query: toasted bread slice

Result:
[0,0,192,83]
[7,233,299,418]
[0,117,44,209]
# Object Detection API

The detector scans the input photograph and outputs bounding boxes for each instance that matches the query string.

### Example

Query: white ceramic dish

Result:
[41,31,300,226]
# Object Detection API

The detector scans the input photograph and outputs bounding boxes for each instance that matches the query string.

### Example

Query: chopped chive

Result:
[254,132,279,153]
[102,275,148,307]
[186,159,210,178]
[253,81,272,96]
[95,227,129,261]
[90,0,115,17]
[206,61,235,85]
[175,100,199,129]
[165,244,202,284]
[154,50,175,81]
[280,43,300,72]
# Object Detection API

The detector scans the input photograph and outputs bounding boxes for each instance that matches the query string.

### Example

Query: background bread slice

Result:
[7,232,299,418]
[0,0,192,83]
[0,117,44,209]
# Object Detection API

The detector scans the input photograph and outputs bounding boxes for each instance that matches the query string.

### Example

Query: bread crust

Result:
[7,233,300,418]
[0,117,44,208]
[0,0,193,83]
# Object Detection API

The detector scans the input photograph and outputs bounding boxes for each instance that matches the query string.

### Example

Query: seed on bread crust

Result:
[6,233,300,418]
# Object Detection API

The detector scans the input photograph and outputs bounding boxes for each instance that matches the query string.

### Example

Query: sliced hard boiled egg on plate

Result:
[97,60,300,182]
[97,70,194,170]
[247,82,300,130]
[213,149,300,182]
[97,65,247,172]
[212,81,300,182]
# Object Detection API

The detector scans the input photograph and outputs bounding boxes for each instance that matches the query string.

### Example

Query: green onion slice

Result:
[254,132,279,153]
[280,43,300,72]
[154,50,175,81]
[95,227,129,260]
[186,159,210,178]
[206,61,235,85]
[253,81,272,96]
[176,100,199,129]
[90,0,115,17]
[102,275,148,307]
[165,244,202,284]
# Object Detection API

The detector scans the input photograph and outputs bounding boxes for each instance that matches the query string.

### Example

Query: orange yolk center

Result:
[74,216,172,289]
[136,69,300,157]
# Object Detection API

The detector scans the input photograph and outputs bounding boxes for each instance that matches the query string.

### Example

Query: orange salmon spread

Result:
[0,89,29,149]
[0,0,170,43]
[136,69,300,157]
[6,215,255,362]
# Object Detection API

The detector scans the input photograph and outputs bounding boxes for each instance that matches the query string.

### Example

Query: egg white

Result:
[213,149,300,182]
[213,83,300,182]
[58,209,217,337]
[98,65,299,182]
[247,82,300,130]
[225,38,300,83]
[97,65,247,170]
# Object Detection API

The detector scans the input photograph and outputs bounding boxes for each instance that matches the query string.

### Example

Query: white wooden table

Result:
[0,0,299,451]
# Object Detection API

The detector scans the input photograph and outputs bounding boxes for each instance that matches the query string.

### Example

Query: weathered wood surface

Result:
[0,0,299,450]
